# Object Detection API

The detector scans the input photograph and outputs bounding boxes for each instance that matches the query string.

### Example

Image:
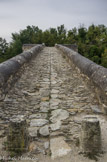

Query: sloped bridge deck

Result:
[0,47,107,162]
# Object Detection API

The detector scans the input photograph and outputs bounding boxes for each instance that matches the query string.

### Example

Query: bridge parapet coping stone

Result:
[63,44,78,52]
[22,44,37,52]
[55,44,107,112]
[0,44,44,100]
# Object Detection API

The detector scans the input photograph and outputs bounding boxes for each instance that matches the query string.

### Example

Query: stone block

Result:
[7,115,29,155]
[80,116,101,154]
[50,137,71,159]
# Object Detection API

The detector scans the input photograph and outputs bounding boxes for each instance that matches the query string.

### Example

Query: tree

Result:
[43,30,52,46]
[101,48,107,68]
[67,27,77,44]
[0,37,8,62]
[0,38,8,56]
[57,25,67,44]
[0,24,107,69]
[78,25,87,43]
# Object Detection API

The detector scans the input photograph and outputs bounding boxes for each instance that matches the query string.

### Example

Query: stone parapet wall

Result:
[0,44,44,100]
[55,44,107,111]
[22,44,37,52]
[63,44,78,52]
[22,44,45,52]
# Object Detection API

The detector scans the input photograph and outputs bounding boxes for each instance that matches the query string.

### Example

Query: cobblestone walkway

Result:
[0,47,107,162]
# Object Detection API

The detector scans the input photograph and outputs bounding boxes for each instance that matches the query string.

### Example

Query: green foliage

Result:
[66,27,77,44]
[57,24,67,44]
[101,48,107,68]
[76,24,107,67]
[0,37,8,63]
[78,26,87,43]
[0,37,8,55]
[0,24,107,68]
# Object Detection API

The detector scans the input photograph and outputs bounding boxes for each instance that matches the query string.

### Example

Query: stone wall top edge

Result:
[0,44,43,86]
[55,44,107,93]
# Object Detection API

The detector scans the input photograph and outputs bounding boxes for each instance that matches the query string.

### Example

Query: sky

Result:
[0,0,107,42]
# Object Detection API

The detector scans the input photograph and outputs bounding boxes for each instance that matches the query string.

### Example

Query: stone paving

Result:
[0,47,107,162]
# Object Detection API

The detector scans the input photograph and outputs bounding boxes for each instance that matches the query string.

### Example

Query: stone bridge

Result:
[0,44,107,162]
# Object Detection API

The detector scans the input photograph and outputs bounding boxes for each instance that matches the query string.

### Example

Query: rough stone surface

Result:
[7,115,28,154]
[28,127,38,137]
[50,137,71,159]
[80,116,101,154]
[30,119,48,127]
[50,109,69,123]
[0,47,106,161]
[39,125,49,136]
[63,44,78,52]
[29,114,42,119]
[56,44,107,107]
[50,121,61,131]
[44,141,49,150]
[22,44,37,52]
[0,45,44,101]
[90,105,102,114]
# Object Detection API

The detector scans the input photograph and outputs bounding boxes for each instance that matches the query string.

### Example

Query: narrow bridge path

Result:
[0,47,107,162]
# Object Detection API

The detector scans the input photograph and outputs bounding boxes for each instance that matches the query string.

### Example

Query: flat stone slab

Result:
[29,114,42,119]
[40,102,50,112]
[90,105,102,114]
[40,90,50,97]
[50,99,60,105]
[28,127,38,137]
[50,121,61,131]
[50,109,69,123]
[44,141,49,150]
[30,119,48,127]
[43,78,50,82]
[51,89,59,94]
[29,113,47,119]
[51,81,57,84]
[50,137,71,159]
[39,125,49,136]
[51,94,58,99]
[40,102,49,108]
[40,107,49,113]
[41,97,50,101]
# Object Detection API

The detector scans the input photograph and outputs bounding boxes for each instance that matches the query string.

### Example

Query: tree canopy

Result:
[0,24,107,68]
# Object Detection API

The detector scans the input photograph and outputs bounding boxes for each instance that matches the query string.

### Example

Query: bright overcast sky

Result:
[0,0,107,42]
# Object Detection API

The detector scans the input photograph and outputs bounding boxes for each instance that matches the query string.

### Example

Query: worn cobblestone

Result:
[0,47,107,162]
